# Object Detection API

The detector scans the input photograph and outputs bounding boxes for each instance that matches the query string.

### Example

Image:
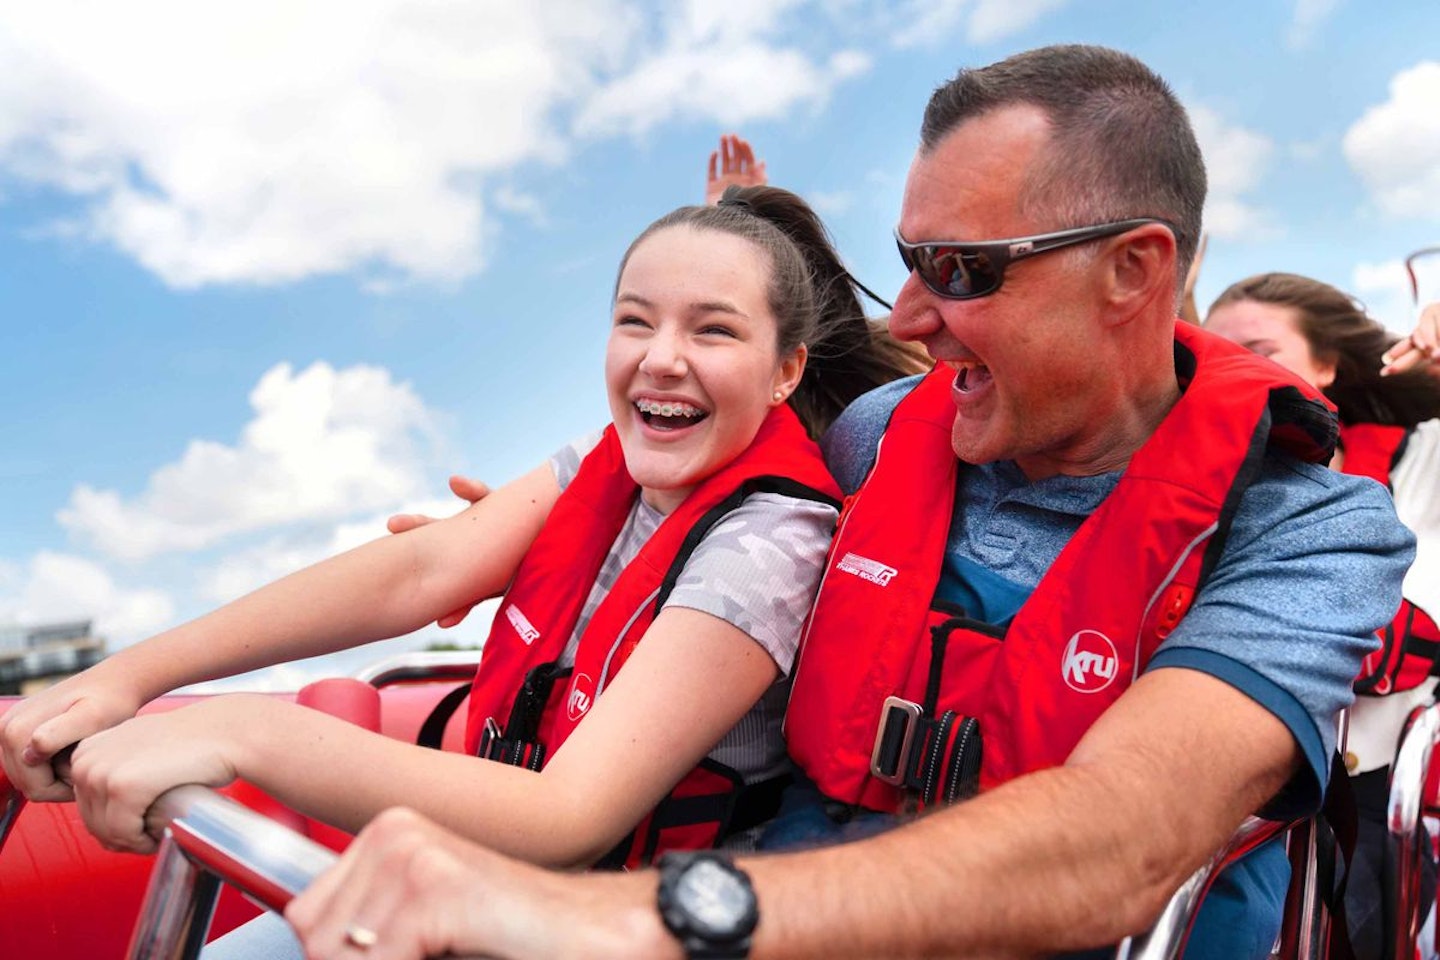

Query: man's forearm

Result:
[742,670,1299,958]
[740,766,1195,958]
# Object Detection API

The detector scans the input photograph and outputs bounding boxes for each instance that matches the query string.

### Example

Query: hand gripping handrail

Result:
[1112,815,1281,960]
[1387,700,1440,960]
[126,784,337,960]
[128,791,1281,960]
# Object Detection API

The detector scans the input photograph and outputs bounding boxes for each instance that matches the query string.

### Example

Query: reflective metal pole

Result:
[125,784,338,960]
[1389,703,1440,960]
[125,833,222,960]
[1114,816,1277,960]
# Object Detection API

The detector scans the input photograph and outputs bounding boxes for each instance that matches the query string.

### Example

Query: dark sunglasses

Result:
[895,218,1173,300]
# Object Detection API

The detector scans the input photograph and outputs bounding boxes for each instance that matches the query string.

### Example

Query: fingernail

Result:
[21,746,41,765]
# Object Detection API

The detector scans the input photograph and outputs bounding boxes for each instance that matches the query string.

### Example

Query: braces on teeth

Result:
[637,399,704,418]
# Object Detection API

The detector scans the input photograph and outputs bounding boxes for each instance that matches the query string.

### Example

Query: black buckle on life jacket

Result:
[476,661,572,772]
[477,716,547,770]
[869,695,982,806]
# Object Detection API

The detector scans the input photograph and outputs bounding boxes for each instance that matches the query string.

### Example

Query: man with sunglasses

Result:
[286,44,1412,960]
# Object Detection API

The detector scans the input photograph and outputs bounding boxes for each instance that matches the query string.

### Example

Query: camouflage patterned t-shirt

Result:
[550,432,837,812]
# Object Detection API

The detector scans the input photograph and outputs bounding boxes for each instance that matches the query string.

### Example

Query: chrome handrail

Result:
[1113,815,1280,960]
[127,784,336,960]
[350,649,483,687]
[1388,701,1440,960]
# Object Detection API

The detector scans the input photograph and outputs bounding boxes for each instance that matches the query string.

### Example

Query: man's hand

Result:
[705,134,767,206]
[386,475,491,627]
[1382,301,1440,377]
[286,807,666,960]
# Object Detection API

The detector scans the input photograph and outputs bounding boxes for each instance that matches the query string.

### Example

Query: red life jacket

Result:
[786,322,1336,813]
[464,404,840,867]
[1342,423,1440,696]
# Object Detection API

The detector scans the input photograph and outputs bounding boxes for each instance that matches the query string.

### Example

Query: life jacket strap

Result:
[477,716,546,770]
[869,696,982,806]
[593,765,793,870]
[477,661,573,771]
[1355,599,1440,695]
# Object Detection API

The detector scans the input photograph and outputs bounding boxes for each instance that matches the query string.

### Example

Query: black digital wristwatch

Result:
[656,851,758,959]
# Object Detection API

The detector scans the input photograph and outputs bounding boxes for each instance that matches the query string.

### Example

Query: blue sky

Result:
[2,0,1438,684]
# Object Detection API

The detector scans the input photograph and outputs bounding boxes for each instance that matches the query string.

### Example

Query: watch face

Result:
[676,859,749,935]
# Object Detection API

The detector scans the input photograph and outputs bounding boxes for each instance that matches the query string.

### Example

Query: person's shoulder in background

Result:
[820,375,924,494]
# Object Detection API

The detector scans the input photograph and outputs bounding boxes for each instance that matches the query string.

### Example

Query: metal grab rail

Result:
[126,790,1286,960]
[1388,701,1440,960]
[350,649,483,688]
[1112,816,1283,960]
[127,784,337,960]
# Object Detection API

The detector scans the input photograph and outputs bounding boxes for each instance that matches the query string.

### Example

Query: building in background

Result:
[0,620,105,695]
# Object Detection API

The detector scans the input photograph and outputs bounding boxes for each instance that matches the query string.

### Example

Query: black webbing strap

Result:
[593,770,793,871]
[415,681,472,750]
[1318,752,1360,960]
[475,662,572,770]
[871,707,982,806]
[642,773,793,838]
[868,617,984,807]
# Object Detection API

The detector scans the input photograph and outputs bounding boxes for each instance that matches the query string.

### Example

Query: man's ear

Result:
[1105,224,1176,321]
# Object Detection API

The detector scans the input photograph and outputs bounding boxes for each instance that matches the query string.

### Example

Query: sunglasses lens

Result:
[897,241,1002,299]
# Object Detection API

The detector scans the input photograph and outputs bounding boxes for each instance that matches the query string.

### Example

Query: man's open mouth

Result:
[954,365,993,394]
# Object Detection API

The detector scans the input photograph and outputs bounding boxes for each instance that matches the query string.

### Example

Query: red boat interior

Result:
[0,666,473,959]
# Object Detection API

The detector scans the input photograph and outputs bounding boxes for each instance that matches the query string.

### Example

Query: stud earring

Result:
[773,390,784,402]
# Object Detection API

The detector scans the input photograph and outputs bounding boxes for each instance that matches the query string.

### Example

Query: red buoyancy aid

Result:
[786,322,1337,814]
[464,404,840,866]
[1342,423,1440,696]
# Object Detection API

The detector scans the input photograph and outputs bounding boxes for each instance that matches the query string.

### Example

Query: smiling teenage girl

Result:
[0,187,925,882]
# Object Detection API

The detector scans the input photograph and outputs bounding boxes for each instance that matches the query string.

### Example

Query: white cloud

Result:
[58,361,441,561]
[0,2,627,287]
[1342,62,1440,222]
[573,1,869,138]
[1187,103,1279,240]
[1286,0,1342,49]
[891,0,1070,48]
[0,1,872,289]
[0,552,174,649]
[672,0,810,44]
[968,0,1071,44]
[1354,249,1440,335]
